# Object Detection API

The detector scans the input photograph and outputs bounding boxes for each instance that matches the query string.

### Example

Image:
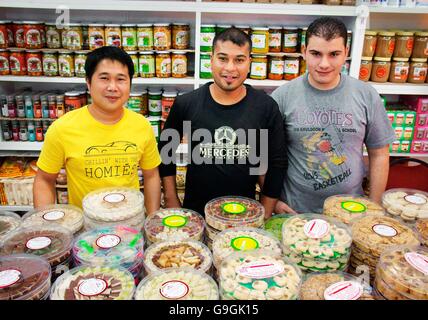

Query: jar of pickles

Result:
[45,23,61,49]
[250,55,267,80]
[62,23,83,50]
[122,24,137,51]
[42,51,58,77]
[251,27,269,54]
[268,27,282,53]
[362,30,377,58]
[137,24,154,50]
[139,51,155,78]
[127,51,139,78]
[408,58,427,83]
[200,53,212,79]
[153,24,171,51]
[156,51,171,78]
[105,24,122,47]
[375,31,395,58]
[23,21,43,49]
[268,56,284,80]
[371,57,391,83]
[58,51,74,77]
[284,57,300,80]
[412,32,428,59]
[0,50,10,75]
[282,27,299,53]
[393,31,414,59]
[172,51,187,78]
[172,23,190,50]
[88,24,105,50]
[10,49,26,75]
[26,50,43,76]
[389,57,409,83]
[359,57,372,82]
[74,51,87,78]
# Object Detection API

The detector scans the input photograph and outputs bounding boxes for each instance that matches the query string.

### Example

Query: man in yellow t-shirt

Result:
[34,46,161,213]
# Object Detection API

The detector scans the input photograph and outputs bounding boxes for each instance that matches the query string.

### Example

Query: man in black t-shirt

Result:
[158,28,287,218]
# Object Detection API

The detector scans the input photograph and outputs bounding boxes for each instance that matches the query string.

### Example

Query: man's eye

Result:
[331,52,339,57]
[236,59,245,64]
[312,52,320,57]
[219,57,226,62]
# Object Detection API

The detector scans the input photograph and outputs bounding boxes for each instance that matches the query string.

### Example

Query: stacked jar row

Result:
[1,119,51,142]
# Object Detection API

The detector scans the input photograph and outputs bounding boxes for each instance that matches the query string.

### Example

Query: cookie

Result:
[264,214,292,240]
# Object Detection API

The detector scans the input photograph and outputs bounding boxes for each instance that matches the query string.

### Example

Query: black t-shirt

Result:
[159,83,287,215]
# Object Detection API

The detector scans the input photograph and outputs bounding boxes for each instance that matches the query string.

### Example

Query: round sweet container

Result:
[0,211,22,243]
[382,188,428,222]
[263,214,292,240]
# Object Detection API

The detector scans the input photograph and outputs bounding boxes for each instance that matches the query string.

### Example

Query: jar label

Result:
[388,40,395,54]
[393,66,409,80]
[78,278,108,296]
[75,58,86,75]
[341,201,367,213]
[0,31,6,45]
[413,67,427,80]
[404,195,427,205]
[221,202,247,215]
[43,57,58,73]
[304,219,330,239]
[162,215,188,228]
[270,60,284,75]
[140,58,155,74]
[200,58,212,73]
[173,58,187,74]
[236,261,284,279]
[283,33,298,47]
[175,31,188,46]
[372,224,397,237]
[0,269,21,289]
[26,236,52,250]
[230,236,259,251]
[46,29,60,45]
[149,99,162,113]
[58,58,72,75]
[27,57,42,72]
[90,32,104,48]
[406,38,414,52]
[107,31,121,47]
[251,62,267,77]
[16,29,25,45]
[65,31,82,48]
[43,210,65,221]
[154,32,167,47]
[251,34,267,50]
[375,65,387,79]
[359,66,370,79]
[0,56,9,72]
[405,252,428,275]
[122,31,136,47]
[160,280,189,299]
[138,32,153,47]
[324,281,363,300]
[200,32,215,47]
[10,57,21,72]
[26,29,41,46]
[103,193,126,203]
[96,234,122,249]
[284,59,299,74]
[269,32,282,48]
[160,58,171,74]
[151,123,160,138]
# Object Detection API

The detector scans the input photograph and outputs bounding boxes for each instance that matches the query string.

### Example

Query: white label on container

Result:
[270,60,284,74]
[200,32,215,47]
[200,58,212,73]
[43,210,65,221]
[103,193,125,203]
[251,34,267,49]
[404,195,427,205]
[303,219,330,239]
[414,67,427,78]
[160,280,189,299]
[284,59,299,74]
[269,32,282,47]
[405,252,428,275]
[283,33,298,47]
[394,66,409,77]
[236,261,284,279]
[154,32,167,47]
[149,99,162,113]
[96,234,121,249]
[0,269,21,289]
[372,224,397,237]
[26,236,52,250]
[324,281,363,300]
[251,62,267,77]
[78,278,108,296]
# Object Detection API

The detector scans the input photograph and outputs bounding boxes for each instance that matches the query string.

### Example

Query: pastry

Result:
[382,188,428,221]
[416,219,428,246]
[264,214,292,240]
[0,211,22,243]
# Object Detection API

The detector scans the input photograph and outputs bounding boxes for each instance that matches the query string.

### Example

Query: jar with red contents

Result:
[64,91,82,112]
[6,21,14,47]
[13,22,25,48]
[0,50,10,75]
[26,50,43,76]
[161,91,177,121]
[0,21,8,49]
[9,49,27,75]
[23,21,44,49]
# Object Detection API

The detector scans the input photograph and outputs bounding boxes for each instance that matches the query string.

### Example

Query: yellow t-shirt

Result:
[37,106,161,208]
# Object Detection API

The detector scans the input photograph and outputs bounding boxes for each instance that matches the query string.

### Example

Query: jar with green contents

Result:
[45,23,61,49]
[137,24,154,50]
[58,51,74,77]
[147,116,161,143]
[127,51,139,78]
[127,92,143,113]
[122,24,137,51]
[74,51,87,78]
[200,53,212,79]
[148,90,162,117]
[200,25,216,52]
[250,55,268,80]
[42,51,58,76]
[251,27,269,54]
[139,51,155,78]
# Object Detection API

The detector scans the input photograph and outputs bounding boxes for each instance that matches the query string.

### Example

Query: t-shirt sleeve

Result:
[140,121,162,170]
[270,85,286,117]
[36,124,64,174]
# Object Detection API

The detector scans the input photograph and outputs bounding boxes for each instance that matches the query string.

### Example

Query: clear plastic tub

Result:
[323,194,385,224]
[212,227,282,268]
[205,196,265,231]
[415,219,428,246]
[143,239,212,274]
[134,267,219,300]
[144,208,205,244]
[0,211,22,243]
[219,250,302,300]
[50,265,135,300]
[263,214,292,240]
[0,254,51,300]
[83,210,144,231]
[382,188,428,222]
[22,204,83,234]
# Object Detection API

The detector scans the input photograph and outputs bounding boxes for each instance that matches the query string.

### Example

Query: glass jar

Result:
[74,51,87,78]
[300,27,307,53]
[14,22,25,48]
[250,55,267,80]
[393,31,414,59]
[359,57,373,82]
[161,91,177,121]
[284,57,300,80]
[172,51,187,78]
[155,51,171,78]
[137,24,154,51]
[26,50,43,76]
[389,57,409,83]
[42,51,58,77]
[5,21,12,47]
[268,56,284,80]
[375,31,395,58]
[172,23,190,50]
[362,30,377,58]
[23,21,43,49]
[235,25,251,35]
[408,58,427,84]
[153,23,171,51]
[0,50,10,75]
[56,94,65,118]
[0,21,8,49]
[299,57,306,76]
[251,27,269,54]
[371,57,391,83]
[148,90,162,117]
[105,24,122,47]
[139,51,155,78]
[82,25,89,50]
[127,92,143,114]
[127,51,139,78]
[412,31,428,59]
[58,51,74,77]
[200,53,212,79]
[10,49,26,75]
[45,23,61,49]
[65,91,82,112]
[268,27,282,53]
[122,24,137,51]
[88,24,105,50]
[47,94,56,119]
[200,25,216,52]
[282,27,299,53]
[62,23,83,50]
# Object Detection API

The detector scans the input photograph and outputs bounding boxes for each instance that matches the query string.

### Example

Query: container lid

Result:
[283,27,299,30]
[323,194,385,224]
[156,51,170,54]
[0,254,51,300]
[9,49,25,52]
[0,224,73,267]
[143,239,212,274]
[172,51,187,55]
[396,31,414,36]
[201,24,216,28]
[121,24,137,27]
[26,50,42,53]
[251,27,269,31]
[64,91,81,97]
[127,51,138,55]
[148,90,163,95]
[263,214,292,240]
[217,25,232,28]
[235,25,250,29]
[361,56,373,61]
[300,271,374,300]
[153,23,170,27]
[378,31,395,36]
[212,227,282,268]
[82,187,144,222]
[144,208,205,244]
[392,57,410,62]
[50,265,135,300]
[172,23,189,26]
[269,26,283,30]
[22,204,83,234]
[252,54,267,58]
[88,23,104,27]
[219,250,302,300]
[42,50,58,54]
[162,91,177,98]
[411,58,428,63]
[58,50,73,54]
[139,51,154,55]
[129,91,142,97]
[373,57,391,62]
[73,225,144,267]
[134,267,218,300]
[21,21,43,24]
[104,24,121,27]
[415,31,428,37]
[74,51,88,55]
[204,196,265,231]
[0,211,22,243]
[137,24,153,27]
[382,188,428,220]
[365,30,377,36]
[12,21,24,24]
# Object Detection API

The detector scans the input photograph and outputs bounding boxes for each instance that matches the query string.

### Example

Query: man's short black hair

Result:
[212,27,252,53]
[85,46,134,84]
[306,17,348,47]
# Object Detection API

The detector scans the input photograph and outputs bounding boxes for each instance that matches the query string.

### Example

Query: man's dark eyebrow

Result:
[97,72,128,77]
[216,53,247,58]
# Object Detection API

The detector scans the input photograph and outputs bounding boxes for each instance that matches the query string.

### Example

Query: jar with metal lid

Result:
[200,25,216,52]
[172,23,190,50]
[0,21,8,48]
[153,24,171,51]
[370,57,391,83]
[235,25,250,35]
[200,53,212,79]
[88,24,105,50]
[139,51,155,78]
[362,30,377,58]
[284,57,300,81]
[172,51,187,78]
[10,49,27,75]
[250,55,267,80]
[375,31,395,58]
[105,24,122,47]
[251,27,269,54]
[359,57,372,82]
[0,50,10,75]
[62,23,83,50]
[127,51,139,78]
[388,57,409,83]
[155,51,171,78]
[14,22,25,48]
[300,27,307,53]
[23,21,43,49]
[74,51,87,78]
[56,94,65,117]
[16,95,25,118]
[65,92,82,112]
[122,24,137,51]
[137,24,154,50]
[282,27,299,53]
[393,31,414,58]
[45,23,61,49]
[268,27,282,53]
[40,95,49,118]
[268,56,284,80]
[161,91,177,121]
[148,90,162,117]
[216,25,232,35]
[408,58,427,84]
[127,92,143,113]
[19,121,28,141]
[42,51,58,76]
[26,50,43,76]
[32,94,42,118]
[58,51,74,77]
[2,121,12,141]
[412,31,428,59]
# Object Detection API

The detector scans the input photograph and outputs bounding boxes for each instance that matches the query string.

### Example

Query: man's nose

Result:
[319,55,330,69]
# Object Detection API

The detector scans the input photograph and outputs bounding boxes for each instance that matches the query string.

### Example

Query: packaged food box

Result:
[263,214,292,240]
[50,265,135,300]
[0,254,51,300]
[0,211,22,243]
[382,188,428,221]
[134,267,219,300]
[417,113,428,127]
[390,140,412,154]
[219,250,302,300]
[392,126,414,141]
[414,127,428,141]
[411,140,428,153]
[415,219,428,246]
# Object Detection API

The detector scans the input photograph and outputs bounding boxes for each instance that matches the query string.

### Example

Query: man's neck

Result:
[88,103,124,125]
[308,73,341,91]
[209,83,247,106]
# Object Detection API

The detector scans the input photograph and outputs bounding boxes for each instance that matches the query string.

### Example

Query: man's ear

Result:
[86,78,91,93]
